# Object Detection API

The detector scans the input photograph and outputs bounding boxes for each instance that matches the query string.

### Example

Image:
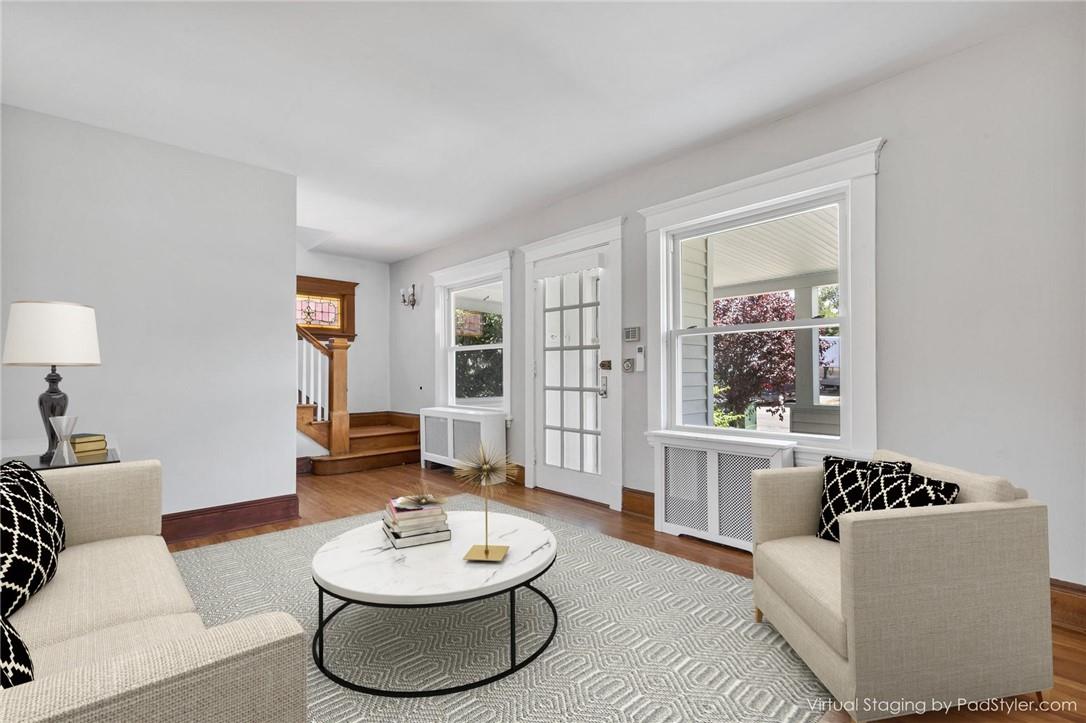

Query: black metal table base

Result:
[311,560,558,697]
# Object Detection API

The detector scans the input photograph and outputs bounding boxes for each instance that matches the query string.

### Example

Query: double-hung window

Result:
[450,281,505,405]
[431,251,512,415]
[674,197,844,438]
[644,139,883,452]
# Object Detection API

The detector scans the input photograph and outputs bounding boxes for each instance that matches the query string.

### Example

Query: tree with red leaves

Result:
[713,292,796,426]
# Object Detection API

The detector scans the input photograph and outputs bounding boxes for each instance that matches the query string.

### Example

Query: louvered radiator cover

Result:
[423,415,449,457]
[663,447,709,532]
[452,419,482,460]
[651,434,794,551]
[420,407,507,469]
[717,453,769,542]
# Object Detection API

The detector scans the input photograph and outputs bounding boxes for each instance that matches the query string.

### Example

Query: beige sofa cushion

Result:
[9,536,196,648]
[872,449,1021,503]
[31,613,205,678]
[755,536,847,659]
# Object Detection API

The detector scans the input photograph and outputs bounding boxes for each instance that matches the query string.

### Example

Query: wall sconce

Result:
[400,284,417,309]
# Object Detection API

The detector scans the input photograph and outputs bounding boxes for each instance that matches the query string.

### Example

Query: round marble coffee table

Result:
[310,510,558,696]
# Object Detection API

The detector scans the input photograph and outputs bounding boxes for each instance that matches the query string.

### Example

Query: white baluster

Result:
[307,344,314,407]
[317,347,325,416]
[315,348,323,421]
[310,345,317,418]
[302,341,310,406]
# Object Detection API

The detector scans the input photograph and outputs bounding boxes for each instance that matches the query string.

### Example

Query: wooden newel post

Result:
[327,338,350,456]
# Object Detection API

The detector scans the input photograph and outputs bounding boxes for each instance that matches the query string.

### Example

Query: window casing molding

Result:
[431,251,512,417]
[641,138,884,456]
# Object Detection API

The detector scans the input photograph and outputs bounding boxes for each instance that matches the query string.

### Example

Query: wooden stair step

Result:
[317,444,419,459]
[349,411,420,430]
[296,404,330,448]
[347,425,418,453]
[348,425,414,438]
[310,444,420,475]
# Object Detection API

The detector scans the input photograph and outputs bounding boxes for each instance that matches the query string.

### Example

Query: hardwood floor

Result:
[169,464,1085,722]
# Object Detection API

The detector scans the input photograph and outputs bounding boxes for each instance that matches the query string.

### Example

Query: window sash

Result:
[450,346,504,401]
[668,196,846,439]
[450,342,503,352]
[670,320,844,438]
[673,316,840,339]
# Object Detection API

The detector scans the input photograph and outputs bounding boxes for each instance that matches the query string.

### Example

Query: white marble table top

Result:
[311,511,558,605]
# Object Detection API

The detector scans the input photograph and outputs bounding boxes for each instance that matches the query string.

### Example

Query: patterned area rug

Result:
[173,495,829,722]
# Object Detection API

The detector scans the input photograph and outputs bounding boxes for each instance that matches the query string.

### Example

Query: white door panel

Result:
[533,264,616,506]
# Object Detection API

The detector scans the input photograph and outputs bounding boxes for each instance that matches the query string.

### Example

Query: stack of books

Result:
[382,497,450,549]
[71,433,109,462]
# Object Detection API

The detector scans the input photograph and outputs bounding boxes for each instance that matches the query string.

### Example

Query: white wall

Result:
[296,243,390,412]
[388,10,1086,582]
[1,106,298,514]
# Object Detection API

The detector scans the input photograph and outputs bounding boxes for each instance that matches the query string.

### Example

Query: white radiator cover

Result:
[420,406,506,468]
[648,431,795,551]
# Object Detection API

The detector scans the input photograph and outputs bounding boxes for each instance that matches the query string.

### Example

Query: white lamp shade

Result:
[3,301,101,366]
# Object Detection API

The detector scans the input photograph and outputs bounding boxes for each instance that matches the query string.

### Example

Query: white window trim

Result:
[431,251,512,417]
[641,138,884,456]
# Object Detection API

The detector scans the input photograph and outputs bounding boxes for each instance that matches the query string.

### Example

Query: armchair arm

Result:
[0,612,306,723]
[840,501,1052,705]
[752,466,823,546]
[40,460,162,546]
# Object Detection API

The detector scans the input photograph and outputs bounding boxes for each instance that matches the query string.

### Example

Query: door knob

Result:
[598,376,608,399]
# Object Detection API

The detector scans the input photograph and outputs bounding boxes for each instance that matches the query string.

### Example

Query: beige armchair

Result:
[0,461,307,723]
[751,450,1052,721]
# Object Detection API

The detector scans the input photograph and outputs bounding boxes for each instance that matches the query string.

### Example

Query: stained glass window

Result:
[296,294,341,329]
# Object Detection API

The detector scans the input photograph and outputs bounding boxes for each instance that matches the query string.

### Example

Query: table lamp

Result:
[3,301,101,462]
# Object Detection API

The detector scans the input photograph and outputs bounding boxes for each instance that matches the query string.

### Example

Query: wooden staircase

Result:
[305,412,420,475]
[295,325,419,475]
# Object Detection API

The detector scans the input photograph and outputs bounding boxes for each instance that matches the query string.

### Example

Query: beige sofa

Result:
[752,450,1052,722]
[0,460,306,723]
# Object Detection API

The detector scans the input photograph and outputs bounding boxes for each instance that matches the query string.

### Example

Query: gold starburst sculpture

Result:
[396,475,446,508]
[454,445,516,562]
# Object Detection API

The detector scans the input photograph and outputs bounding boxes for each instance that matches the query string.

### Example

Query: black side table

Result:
[2,449,120,471]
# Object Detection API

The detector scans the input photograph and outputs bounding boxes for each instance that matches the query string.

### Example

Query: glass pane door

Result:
[542,268,601,475]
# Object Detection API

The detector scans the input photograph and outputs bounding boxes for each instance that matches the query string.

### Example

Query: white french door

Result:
[523,222,622,510]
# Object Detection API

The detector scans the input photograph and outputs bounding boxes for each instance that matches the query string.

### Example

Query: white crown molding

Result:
[430,250,511,287]
[639,138,885,233]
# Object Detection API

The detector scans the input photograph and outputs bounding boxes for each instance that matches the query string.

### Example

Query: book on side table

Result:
[382,497,450,549]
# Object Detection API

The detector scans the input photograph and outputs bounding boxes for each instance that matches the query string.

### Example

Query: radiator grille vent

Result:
[717,453,769,542]
[452,420,482,461]
[423,416,448,457]
[663,446,708,532]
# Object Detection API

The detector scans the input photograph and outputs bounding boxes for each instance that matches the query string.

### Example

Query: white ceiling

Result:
[2,2,1042,263]
[711,205,838,291]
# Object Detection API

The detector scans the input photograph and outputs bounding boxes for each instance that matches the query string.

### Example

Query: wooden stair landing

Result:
[300,410,420,475]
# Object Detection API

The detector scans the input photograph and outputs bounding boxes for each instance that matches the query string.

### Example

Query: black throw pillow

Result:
[817,456,910,542]
[863,472,960,511]
[0,616,33,688]
[0,460,66,617]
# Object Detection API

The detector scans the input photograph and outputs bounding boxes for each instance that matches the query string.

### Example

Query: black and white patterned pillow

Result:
[817,456,910,542]
[0,616,33,688]
[863,472,960,511]
[1,461,66,617]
